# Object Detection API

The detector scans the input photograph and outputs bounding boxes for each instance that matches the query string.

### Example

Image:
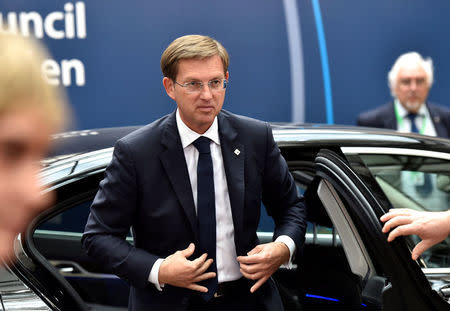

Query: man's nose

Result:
[199,84,213,99]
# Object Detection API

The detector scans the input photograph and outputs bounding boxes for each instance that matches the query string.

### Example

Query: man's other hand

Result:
[381,208,450,260]
[237,242,289,293]
[158,243,216,292]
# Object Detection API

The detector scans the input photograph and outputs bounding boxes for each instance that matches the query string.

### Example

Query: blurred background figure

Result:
[357,52,450,138]
[0,31,69,263]
[381,208,450,260]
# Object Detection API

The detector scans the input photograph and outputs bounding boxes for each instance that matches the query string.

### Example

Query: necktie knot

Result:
[193,136,211,154]
[406,113,417,121]
[406,113,420,133]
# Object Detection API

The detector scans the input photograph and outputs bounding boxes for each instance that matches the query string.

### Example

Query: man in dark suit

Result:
[82,35,306,311]
[357,52,450,138]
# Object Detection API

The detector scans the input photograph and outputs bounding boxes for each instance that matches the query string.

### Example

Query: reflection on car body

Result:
[1,124,449,311]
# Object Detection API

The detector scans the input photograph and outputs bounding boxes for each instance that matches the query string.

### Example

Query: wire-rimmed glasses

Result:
[174,79,228,93]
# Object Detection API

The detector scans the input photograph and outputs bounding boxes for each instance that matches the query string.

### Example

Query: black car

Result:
[1,125,449,311]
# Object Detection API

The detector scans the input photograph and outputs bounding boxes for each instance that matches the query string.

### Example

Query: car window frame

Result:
[342,146,450,274]
[314,148,450,310]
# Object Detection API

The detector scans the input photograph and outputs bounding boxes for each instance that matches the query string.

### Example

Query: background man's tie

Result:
[407,113,419,133]
[193,136,218,301]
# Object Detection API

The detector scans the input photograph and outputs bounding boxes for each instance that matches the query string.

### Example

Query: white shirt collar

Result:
[176,109,220,148]
[394,99,427,117]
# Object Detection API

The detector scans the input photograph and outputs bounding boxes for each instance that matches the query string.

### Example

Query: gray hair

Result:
[387,52,434,96]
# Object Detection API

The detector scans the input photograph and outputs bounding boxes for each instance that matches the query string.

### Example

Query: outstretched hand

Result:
[158,243,216,292]
[380,208,450,260]
[237,242,290,293]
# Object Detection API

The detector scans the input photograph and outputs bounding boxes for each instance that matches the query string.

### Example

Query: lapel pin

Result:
[234,149,240,156]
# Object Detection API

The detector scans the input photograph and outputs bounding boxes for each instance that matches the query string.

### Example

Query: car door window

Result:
[33,196,131,309]
[37,201,91,235]
[358,153,450,269]
[317,179,374,281]
[258,174,336,247]
[36,199,133,239]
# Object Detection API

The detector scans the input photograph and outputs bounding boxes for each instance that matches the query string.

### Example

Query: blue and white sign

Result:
[1,0,449,129]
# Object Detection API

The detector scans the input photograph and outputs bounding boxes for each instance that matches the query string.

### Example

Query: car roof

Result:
[48,123,450,156]
[48,126,140,157]
[41,124,450,187]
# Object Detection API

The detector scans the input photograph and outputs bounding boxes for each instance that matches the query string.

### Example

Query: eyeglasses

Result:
[174,79,228,93]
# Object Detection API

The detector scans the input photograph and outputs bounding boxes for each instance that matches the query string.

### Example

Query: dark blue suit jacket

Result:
[357,102,450,138]
[82,110,307,311]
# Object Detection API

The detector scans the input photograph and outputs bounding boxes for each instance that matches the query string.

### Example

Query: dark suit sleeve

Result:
[357,111,381,127]
[261,123,307,255]
[356,102,397,130]
[428,103,450,138]
[82,140,158,289]
[356,113,370,126]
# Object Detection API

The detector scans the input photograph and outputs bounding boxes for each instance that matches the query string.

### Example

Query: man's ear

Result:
[163,77,176,101]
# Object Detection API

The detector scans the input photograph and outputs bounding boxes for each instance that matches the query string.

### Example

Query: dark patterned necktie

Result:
[192,136,218,300]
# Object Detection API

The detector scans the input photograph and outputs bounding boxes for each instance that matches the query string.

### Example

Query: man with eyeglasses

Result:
[357,52,450,138]
[83,34,306,311]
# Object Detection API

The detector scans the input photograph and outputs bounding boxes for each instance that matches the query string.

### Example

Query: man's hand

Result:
[158,243,216,292]
[237,242,290,293]
[380,208,450,260]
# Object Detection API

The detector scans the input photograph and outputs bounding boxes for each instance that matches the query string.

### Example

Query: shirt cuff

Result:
[148,258,165,291]
[275,235,296,268]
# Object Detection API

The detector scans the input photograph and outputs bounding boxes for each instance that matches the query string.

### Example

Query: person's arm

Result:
[238,123,307,293]
[82,140,157,288]
[83,140,216,291]
[380,208,450,260]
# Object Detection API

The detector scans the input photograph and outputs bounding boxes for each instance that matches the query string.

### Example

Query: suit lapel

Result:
[218,112,245,253]
[427,104,448,138]
[159,112,198,237]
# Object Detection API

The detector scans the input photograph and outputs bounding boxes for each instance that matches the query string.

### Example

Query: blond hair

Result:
[161,34,229,80]
[0,32,69,130]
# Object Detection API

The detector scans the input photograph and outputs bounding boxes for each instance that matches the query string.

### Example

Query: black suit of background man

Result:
[358,101,450,138]
[357,52,450,138]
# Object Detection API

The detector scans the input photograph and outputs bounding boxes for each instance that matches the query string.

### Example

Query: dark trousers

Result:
[187,278,262,311]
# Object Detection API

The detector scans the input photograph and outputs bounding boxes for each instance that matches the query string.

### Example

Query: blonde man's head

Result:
[0,31,70,263]
[161,34,229,80]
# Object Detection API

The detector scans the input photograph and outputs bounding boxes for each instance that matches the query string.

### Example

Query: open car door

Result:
[308,149,449,311]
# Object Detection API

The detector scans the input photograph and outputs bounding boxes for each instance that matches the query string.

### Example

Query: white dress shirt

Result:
[149,109,295,289]
[395,100,437,136]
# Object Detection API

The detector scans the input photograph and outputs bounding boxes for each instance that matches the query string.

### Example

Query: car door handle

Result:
[51,260,87,275]
[50,260,121,280]
[58,265,75,274]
